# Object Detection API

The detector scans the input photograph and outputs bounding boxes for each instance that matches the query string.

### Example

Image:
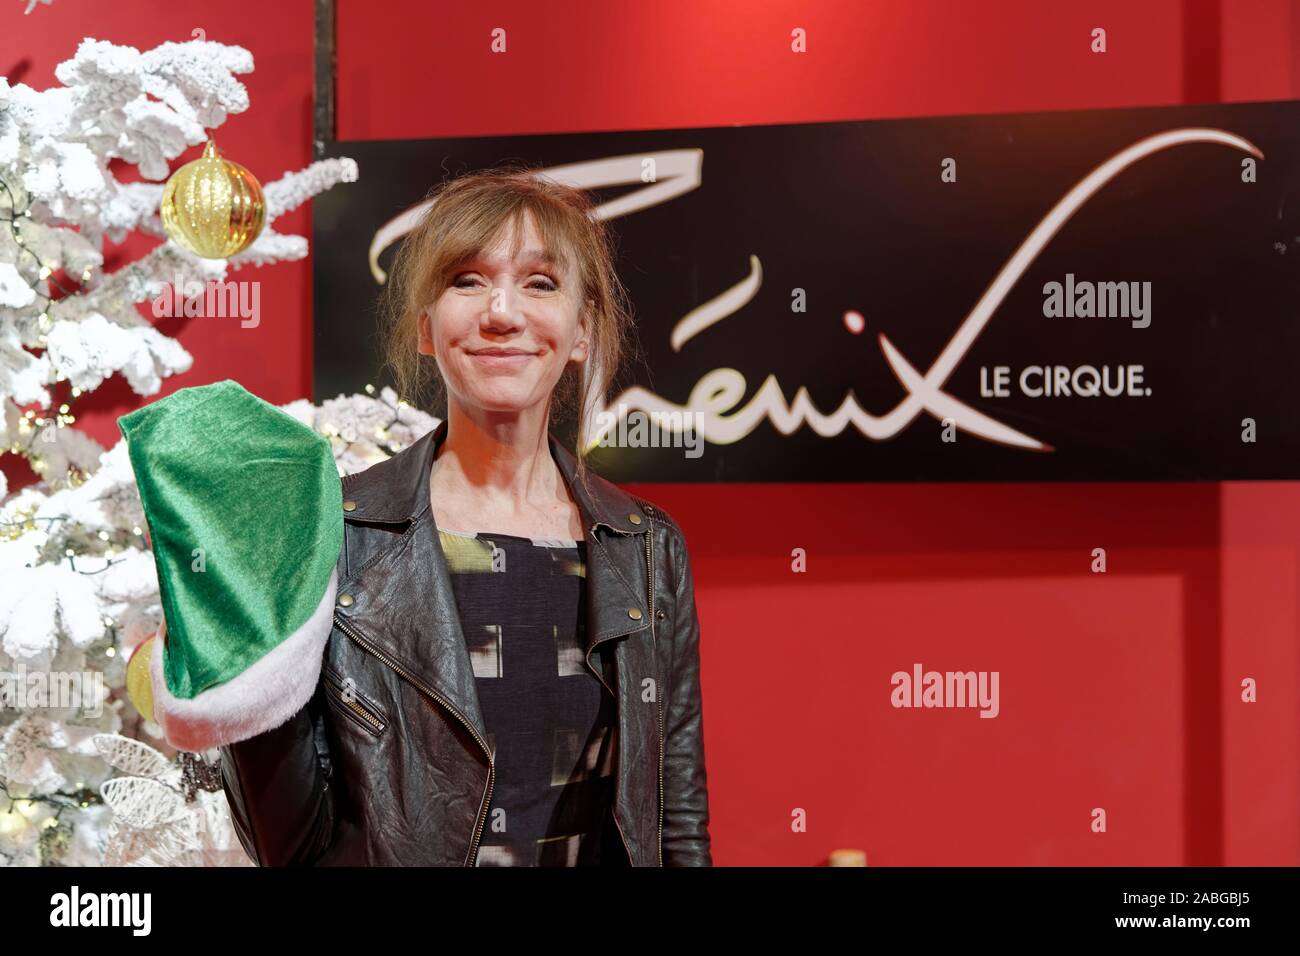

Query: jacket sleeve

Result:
[662,525,713,866]
[218,676,338,866]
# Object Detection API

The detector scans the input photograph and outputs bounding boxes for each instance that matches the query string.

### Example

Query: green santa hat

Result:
[117,379,343,752]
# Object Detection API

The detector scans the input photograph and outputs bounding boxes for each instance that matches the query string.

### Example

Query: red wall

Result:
[6,0,1299,865]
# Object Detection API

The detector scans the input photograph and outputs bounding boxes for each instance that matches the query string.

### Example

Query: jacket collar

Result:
[340,418,648,536]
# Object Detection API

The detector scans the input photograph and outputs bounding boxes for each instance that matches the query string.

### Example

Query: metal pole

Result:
[313,0,337,159]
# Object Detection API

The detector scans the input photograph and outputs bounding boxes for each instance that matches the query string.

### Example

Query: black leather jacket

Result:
[218,419,712,866]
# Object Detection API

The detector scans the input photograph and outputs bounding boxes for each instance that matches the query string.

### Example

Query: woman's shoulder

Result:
[619,487,692,573]
[623,491,683,537]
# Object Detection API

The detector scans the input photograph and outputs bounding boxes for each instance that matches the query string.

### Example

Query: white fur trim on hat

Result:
[149,567,338,752]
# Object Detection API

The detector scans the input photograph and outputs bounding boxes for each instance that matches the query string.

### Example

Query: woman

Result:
[215,168,712,866]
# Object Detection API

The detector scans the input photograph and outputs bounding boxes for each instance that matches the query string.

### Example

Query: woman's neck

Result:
[428,402,580,536]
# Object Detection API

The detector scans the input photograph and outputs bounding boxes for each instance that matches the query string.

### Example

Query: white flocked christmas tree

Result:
[0,34,437,865]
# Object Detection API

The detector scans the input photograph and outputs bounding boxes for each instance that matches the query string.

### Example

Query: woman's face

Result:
[418,214,589,417]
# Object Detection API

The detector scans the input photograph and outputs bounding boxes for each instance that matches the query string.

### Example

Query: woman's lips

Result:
[467,350,537,368]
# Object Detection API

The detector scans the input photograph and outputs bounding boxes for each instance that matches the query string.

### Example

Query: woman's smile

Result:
[466,347,539,369]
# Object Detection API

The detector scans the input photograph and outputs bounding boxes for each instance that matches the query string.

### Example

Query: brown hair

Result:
[377,163,637,491]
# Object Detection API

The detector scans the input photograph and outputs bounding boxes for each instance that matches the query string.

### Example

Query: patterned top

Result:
[438,527,617,867]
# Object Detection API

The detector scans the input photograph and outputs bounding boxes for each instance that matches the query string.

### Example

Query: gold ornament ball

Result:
[126,635,156,723]
[160,139,265,258]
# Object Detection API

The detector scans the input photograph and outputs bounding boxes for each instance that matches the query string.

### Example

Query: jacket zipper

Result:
[322,668,386,735]
[642,510,664,867]
[331,613,495,867]
[583,522,638,868]
[583,628,635,868]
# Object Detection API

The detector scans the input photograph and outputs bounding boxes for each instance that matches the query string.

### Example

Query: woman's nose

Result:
[485,284,524,326]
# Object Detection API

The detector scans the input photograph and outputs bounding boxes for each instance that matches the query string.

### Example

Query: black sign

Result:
[313,100,1300,481]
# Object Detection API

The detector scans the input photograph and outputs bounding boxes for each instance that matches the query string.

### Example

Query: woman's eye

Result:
[452,274,556,291]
